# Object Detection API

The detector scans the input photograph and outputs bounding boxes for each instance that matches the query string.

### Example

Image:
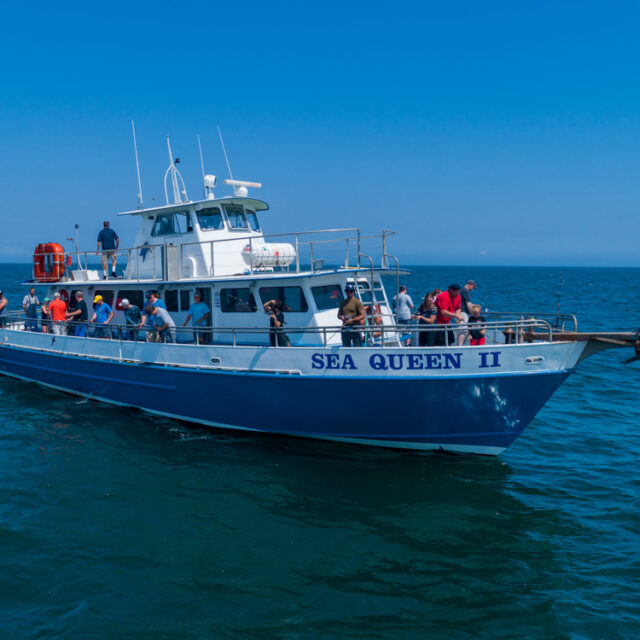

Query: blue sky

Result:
[1,1,639,265]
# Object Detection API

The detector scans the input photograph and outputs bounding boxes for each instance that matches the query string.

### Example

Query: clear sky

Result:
[1,1,639,265]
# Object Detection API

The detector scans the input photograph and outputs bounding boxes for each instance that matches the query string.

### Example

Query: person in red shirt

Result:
[435,284,463,346]
[48,292,68,336]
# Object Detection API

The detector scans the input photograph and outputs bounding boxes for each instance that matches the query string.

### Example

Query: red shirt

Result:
[49,298,67,323]
[435,291,460,324]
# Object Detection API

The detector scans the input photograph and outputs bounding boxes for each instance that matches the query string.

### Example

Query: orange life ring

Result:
[33,243,66,282]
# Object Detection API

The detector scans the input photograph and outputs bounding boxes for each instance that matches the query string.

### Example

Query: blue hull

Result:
[0,345,570,453]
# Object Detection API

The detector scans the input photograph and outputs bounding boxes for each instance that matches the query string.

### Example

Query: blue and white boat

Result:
[0,142,636,455]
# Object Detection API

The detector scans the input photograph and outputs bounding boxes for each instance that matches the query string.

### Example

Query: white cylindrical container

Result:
[242,243,296,268]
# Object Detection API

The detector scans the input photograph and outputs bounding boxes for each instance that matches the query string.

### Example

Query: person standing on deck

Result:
[66,291,88,337]
[22,287,40,331]
[96,221,119,279]
[457,280,477,346]
[91,295,114,338]
[338,284,365,347]
[435,284,463,347]
[392,285,414,346]
[183,292,210,344]
[0,291,7,327]
[48,292,68,336]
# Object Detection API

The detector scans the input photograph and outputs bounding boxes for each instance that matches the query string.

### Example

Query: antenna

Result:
[197,134,206,183]
[131,120,144,210]
[217,126,233,179]
[164,136,189,204]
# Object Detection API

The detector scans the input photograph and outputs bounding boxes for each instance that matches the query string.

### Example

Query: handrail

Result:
[3,310,555,348]
[35,226,393,282]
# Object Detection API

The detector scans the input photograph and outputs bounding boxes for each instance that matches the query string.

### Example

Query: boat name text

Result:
[310,351,502,371]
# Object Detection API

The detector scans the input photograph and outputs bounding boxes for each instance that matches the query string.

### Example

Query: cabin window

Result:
[115,290,143,311]
[180,290,192,311]
[311,284,344,310]
[223,204,248,229]
[165,289,179,312]
[259,286,308,313]
[246,209,260,232]
[197,207,224,231]
[220,288,257,312]
[94,289,114,307]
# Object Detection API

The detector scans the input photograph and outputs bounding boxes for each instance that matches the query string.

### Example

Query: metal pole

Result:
[295,235,300,273]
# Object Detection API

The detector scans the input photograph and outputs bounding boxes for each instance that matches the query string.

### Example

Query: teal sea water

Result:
[0,264,639,639]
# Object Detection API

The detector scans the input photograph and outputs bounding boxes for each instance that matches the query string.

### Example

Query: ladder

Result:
[352,273,401,347]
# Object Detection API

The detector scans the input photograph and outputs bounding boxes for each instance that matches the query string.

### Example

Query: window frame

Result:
[219,288,258,313]
[258,286,309,313]
[311,284,345,311]
[196,207,225,231]
[223,204,249,231]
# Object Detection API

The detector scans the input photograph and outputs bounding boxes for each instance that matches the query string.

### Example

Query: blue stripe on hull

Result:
[0,346,570,453]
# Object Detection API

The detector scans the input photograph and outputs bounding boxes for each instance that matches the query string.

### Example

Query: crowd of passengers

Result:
[1,280,486,347]
[338,280,485,347]
[11,287,210,344]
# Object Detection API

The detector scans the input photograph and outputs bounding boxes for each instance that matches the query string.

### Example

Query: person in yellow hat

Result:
[90,295,113,338]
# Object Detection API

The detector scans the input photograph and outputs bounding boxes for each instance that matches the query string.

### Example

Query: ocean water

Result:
[0,263,639,639]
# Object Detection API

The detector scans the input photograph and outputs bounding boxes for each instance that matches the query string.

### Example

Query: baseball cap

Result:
[94,295,103,303]
[345,283,355,292]
[466,279,477,287]
[448,283,461,291]
[121,298,130,307]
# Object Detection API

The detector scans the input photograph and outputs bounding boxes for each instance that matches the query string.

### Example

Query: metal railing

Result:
[33,227,403,283]
[2,310,555,349]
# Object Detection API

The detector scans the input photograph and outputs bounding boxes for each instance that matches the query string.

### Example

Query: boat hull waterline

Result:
[0,333,584,455]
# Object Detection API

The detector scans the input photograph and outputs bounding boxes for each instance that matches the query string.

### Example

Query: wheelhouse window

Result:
[223,204,248,230]
[259,286,308,313]
[220,288,257,312]
[311,284,344,310]
[197,207,224,231]
[246,209,260,232]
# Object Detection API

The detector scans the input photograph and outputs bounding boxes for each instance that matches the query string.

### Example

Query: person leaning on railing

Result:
[263,299,290,347]
[120,299,142,341]
[150,305,176,343]
[338,284,365,347]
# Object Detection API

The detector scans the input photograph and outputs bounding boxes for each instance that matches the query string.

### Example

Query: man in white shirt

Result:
[393,286,414,346]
